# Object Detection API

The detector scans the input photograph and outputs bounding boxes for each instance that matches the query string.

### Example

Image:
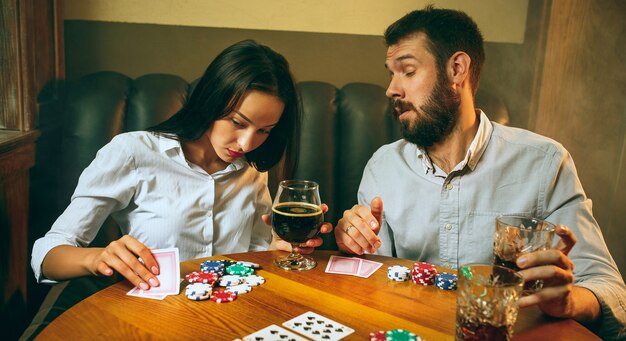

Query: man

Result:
[335,6,625,339]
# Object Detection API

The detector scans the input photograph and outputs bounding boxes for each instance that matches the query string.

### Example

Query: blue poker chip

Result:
[435,272,458,290]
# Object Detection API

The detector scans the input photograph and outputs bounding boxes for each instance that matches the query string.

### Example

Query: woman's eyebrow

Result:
[235,110,279,128]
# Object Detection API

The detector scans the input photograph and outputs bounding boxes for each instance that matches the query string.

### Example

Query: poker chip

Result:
[210,289,237,303]
[236,260,260,269]
[226,264,255,276]
[387,265,411,281]
[200,260,226,275]
[244,275,265,286]
[185,271,219,285]
[435,272,457,290]
[185,283,212,301]
[226,283,252,295]
[385,329,419,341]
[370,330,387,341]
[219,275,245,287]
[411,262,437,286]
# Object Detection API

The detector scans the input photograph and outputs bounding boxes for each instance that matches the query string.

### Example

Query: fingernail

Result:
[370,221,378,228]
[151,266,159,275]
[374,241,382,249]
[139,282,150,290]
[517,256,528,267]
[149,277,160,287]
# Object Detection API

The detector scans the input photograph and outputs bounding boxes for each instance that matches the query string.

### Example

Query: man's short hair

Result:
[384,5,485,95]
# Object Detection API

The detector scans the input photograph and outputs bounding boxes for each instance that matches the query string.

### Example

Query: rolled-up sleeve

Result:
[31,136,136,283]
[543,146,626,339]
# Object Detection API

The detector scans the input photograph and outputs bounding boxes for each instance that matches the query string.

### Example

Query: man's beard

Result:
[393,75,460,148]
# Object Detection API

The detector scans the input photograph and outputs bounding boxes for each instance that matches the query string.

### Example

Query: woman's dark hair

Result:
[147,39,301,174]
[384,5,485,95]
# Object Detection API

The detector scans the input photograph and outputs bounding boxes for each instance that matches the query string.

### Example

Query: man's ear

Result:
[448,51,471,88]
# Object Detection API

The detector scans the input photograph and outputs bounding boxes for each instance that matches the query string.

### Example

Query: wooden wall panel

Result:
[534,0,626,275]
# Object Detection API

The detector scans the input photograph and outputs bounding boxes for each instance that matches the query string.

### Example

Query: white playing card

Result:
[324,256,361,275]
[136,247,180,296]
[282,311,354,341]
[357,259,383,278]
[242,324,309,341]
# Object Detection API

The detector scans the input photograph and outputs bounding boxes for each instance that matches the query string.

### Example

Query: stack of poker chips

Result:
[185,283,212,301]
[369,328,424,341]
[184,259,264,302]
[386,261,458,291]
[411,262,437,286]
[387,265,411,281]
[434,272,458,290]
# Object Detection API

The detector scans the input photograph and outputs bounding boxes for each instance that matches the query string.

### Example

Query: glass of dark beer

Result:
[271,180,323,271]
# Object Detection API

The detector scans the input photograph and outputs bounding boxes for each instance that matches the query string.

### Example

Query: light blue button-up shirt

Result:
[32,131,272,283]
[359,111,626,338]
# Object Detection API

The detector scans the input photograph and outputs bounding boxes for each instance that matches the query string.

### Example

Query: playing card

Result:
[357,259,383,278]
[324,255,361,275]
[126,286,167,300]
[282,311,354,341]
[136,247,180,296]
[242,324,309,341]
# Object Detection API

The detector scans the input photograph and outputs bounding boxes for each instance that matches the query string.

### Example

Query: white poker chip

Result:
[226,283,252,295]
[236,260,260,269]
[219,275,245,287]
[185,283,212,301]
[244,275,265,286]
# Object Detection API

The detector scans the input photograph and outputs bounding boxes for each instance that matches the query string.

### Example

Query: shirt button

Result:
[446,183,453,190]
[445,223,453,230]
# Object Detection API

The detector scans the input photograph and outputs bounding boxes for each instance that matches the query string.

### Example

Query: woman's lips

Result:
[227,149,244,158]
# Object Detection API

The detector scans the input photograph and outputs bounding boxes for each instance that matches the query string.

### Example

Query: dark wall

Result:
[64,20,537,130]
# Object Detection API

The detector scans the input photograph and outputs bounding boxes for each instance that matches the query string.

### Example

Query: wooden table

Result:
[36,250,598,340]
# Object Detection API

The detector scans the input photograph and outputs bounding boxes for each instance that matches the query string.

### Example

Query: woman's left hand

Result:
[263,203,333,254]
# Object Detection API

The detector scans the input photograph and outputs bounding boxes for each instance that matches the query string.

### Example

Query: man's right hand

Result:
[335,197,384,254]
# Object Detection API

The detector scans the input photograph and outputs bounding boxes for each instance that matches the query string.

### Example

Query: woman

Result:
[31,40,329,291]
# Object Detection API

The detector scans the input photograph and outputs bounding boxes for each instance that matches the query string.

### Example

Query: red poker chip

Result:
[210,290,237,303]
[369,330,387,341]
[185,271,219,285]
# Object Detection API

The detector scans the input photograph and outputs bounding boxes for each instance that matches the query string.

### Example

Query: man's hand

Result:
[334,197,383,254]
[517,225,601,324]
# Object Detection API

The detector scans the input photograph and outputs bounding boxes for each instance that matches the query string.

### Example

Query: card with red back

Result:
[137,247,180,296]
[324,255,361,275]
[126,286,168,300]
[357,259,383,278]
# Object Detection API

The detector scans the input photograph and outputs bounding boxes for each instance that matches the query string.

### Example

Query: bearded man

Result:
[334,6,626,340]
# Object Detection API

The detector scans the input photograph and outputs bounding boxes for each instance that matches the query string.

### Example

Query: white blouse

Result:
[31,131,272,282]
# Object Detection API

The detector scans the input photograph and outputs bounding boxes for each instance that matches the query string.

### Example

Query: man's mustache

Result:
[392,99,417,115]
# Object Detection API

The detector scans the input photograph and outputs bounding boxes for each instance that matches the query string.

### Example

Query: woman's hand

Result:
[89,235,161,290]
[264,203,332,254]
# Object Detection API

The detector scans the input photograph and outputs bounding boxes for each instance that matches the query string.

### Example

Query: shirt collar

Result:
[156,133,247,174]
[416,110,493,174]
